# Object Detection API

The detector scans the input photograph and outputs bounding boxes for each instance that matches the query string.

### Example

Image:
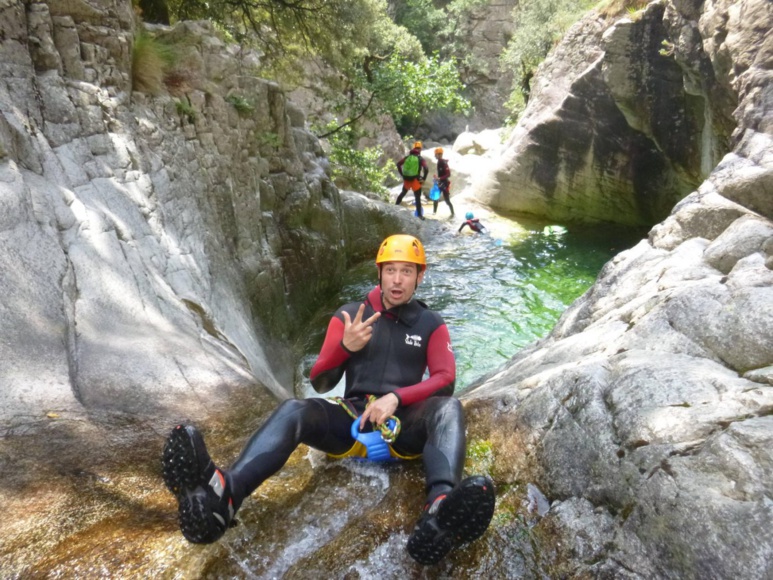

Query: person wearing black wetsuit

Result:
[432,147,454,217]
[161,235,495,566]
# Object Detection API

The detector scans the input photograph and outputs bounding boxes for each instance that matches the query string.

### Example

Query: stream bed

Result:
[1,212,646,579]
[297,215,646,395]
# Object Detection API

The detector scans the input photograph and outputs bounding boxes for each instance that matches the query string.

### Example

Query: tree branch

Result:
[315,91,377,139]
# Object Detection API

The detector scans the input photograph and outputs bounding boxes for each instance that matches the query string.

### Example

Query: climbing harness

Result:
[327,395,421,462]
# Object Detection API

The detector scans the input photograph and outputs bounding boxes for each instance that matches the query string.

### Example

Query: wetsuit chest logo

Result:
[405,334,422,347]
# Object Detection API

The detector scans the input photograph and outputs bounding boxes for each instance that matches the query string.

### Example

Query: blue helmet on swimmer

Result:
[465,212,474,220]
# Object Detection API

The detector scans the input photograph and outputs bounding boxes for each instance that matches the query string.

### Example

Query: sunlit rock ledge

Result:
[1,0,771,576]
[461,0,773,576]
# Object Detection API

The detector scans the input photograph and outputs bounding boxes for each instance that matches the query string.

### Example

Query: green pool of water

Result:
[296,218,645,395]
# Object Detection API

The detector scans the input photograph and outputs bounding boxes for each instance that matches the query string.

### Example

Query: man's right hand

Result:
[341,304,381,352]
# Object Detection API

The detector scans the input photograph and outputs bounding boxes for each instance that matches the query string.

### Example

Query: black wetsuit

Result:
[225,286,465,509]
[432,158,454,216]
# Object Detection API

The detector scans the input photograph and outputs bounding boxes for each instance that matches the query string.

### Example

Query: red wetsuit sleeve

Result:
[394,323,456,406]
[309,316,350,393]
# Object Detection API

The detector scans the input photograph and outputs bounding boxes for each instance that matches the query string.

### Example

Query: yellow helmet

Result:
[376,235,426,271]
[413,141,423,150]
[434,147,443,156]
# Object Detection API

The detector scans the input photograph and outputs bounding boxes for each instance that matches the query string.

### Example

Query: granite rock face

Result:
[418,0,517,138]
[0,1,363,428]
[471,0,770,226]
[463,0,773,576]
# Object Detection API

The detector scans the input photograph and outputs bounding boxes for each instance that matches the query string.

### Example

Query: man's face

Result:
[379,261,424,309]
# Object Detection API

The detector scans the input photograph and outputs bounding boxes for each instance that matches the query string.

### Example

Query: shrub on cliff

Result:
[321,122,391,198]
[500,0,596,122]
[131,31,176,95]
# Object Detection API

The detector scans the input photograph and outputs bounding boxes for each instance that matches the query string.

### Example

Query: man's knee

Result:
[273,398,316,423]
[427,397,464,425]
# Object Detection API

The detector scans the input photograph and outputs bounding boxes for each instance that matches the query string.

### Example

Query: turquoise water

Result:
[296,219,645,395]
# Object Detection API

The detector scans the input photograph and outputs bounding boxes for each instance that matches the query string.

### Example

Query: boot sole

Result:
[178,487,226,544]
[162,425,225,544]
[437,476,496,545]
[407,476,496,566]
[162,425,203,495]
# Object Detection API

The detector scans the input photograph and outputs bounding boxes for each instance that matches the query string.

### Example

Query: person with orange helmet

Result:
[431,147,455,217]
[162,234,495,566]
[395,141,429,219]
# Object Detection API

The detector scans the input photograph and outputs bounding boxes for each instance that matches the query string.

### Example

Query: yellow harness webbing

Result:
[327,396,421,461]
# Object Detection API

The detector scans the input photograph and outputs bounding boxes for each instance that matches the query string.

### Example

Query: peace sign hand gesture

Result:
[341,304,381,352]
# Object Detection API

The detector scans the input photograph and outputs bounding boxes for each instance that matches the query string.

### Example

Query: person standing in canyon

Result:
[431,147,455,217]
[395,141,429,219]
[162,234,496,566]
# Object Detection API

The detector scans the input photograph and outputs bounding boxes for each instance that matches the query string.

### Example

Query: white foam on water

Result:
[226,455,393,579]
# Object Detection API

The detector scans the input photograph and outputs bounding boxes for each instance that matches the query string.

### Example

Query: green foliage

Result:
[323,121,391,197]
[162,0,472,153]
[501,0,596,122]
[257,131,282,149]
[367,53,471,127]
[166,0,408,74]
[131,31,176,94]
[225,94,254,115]
[391,0,446,54]
[504,91,527,126]
[659,39,675,57]
[465,438,494,474]
[175,99,196,121]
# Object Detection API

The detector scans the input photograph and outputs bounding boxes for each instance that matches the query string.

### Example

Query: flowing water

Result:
[4,213,647,579]
[296,216,646,395]
[206,214,648,578]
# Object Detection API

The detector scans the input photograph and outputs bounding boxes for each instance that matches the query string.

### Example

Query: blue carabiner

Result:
[350,418,398,462]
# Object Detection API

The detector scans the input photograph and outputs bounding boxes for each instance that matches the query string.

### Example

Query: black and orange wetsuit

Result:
[396,148,429,216]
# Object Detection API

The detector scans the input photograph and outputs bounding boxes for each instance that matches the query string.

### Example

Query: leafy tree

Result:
[500,0,596,121]
[322,121,391,197]
[391,0,446,55]
[159,0,471,193]
[165,0,403,71]
[317,53,470,139]
[160,0,471,133]
[368,54,471,133]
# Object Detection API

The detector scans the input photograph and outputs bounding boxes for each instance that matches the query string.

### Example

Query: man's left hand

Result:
[360,393,399,428]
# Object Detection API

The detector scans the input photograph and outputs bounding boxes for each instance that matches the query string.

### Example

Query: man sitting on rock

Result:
[162,234,496,566]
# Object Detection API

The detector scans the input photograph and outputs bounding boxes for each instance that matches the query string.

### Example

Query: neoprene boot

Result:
[407,475,496,565]
[162,424,237,543]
